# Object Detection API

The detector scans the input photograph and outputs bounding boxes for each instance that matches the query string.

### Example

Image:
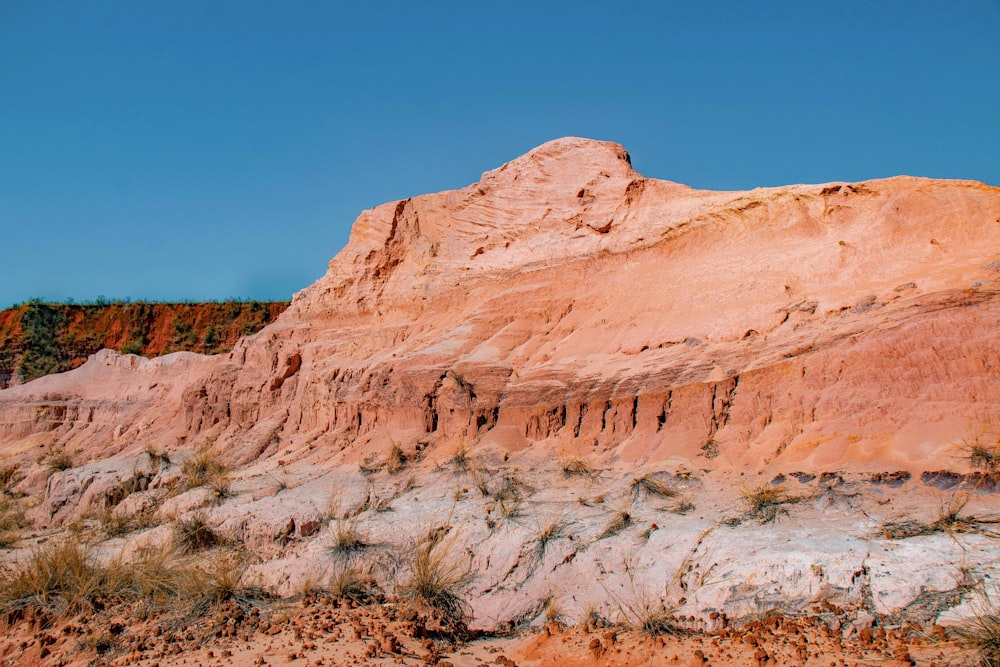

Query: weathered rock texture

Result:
[1,138,999,630]
[14,137,992,471]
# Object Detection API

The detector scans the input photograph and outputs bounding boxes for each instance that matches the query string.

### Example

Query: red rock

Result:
[7,137,999,488]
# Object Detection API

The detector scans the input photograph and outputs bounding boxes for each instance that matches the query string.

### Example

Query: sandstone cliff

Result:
[1,138,999,633]
[89,136,998,476]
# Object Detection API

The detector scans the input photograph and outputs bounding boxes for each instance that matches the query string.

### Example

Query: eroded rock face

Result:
[150,137,1000,475]
[4,137,1000,472]
[2,138,999,629]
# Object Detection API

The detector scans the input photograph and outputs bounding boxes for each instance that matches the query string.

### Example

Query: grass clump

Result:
[181,446,228,487]
[490,472,531,503]
[560,457,597,480]
[629,473,676,501]
[184,551,266,614]
[598,509,633,540]
[470,467,493,497]
[741,484,798,523]
[449,445,471,473]
[124,545,195,601]
[958,594,1000,667]
[672,500,695,515]
[967,437,1000,474]
[98,498,161,538]
[962,618,1000,667]
[603,579,687,637]
[329,519,368,556]
[882,493,1000,539]
[0,539,267,622]
[633,603,686,636]
[484,471,530,527]
[181,446,231,500]
[43,448,74,473]
[173,512,222,552]
[325,488,346,521]
[386,444,408,474]
[398,536,473,632]
[494,494,524,525]
[329,564,376,603]
[0,541,128,612]
[535,519,567,556]
[0,464,22,494]
[526,518,567,568]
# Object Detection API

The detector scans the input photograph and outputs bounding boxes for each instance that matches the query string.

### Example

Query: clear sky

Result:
[2,1,998,307]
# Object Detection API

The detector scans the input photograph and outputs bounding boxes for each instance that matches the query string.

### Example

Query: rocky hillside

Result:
[0,300,287,388]
[0,138,998,665]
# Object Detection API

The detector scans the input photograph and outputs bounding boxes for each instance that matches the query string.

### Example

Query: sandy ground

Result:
[0,593,972,667]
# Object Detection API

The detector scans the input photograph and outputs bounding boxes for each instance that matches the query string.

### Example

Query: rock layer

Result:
[1,138,999,631]
[3,137,1000,473]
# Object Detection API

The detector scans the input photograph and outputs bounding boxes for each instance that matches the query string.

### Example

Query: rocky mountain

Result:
[1,138,999,652]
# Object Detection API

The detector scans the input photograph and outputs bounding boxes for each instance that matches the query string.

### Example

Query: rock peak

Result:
[479,136,638,186]
[521,136,632,165]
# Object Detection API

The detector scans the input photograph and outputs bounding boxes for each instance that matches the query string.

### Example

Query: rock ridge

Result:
[1,139,1000,634]
[3,138,999,477]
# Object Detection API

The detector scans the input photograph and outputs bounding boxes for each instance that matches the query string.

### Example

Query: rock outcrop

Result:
[2,137,999,630]
[14,137,993,472]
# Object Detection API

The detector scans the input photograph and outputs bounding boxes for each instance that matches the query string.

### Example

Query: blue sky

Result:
[2,1,998,306]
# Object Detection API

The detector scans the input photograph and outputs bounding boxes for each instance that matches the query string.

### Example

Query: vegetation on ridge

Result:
[0,299,287,387]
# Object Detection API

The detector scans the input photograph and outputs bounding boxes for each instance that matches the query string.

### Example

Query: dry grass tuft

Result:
[935,492,974,532]
[543,595,565,627]
[471,467,492,497]
[184,551,265,614]
[329,563,376,603]
[0,538,266,621]
[325,488,346,521]
[329,519,368,556]
[98,497,161,538]
[967,438,1000,474]
[536,519,567,554]
[494,494,524,524]
[173,513,222,552]
[181,447,230,499]
[603,579,687,637]
[125,545,195,601]
[398,535,473,631]
[580,604,606,628]
[490,472,531,503]
[98,506,136,538]
[44,448,74,473]
[528,518,567,567]
[0,540,126,612]
[598,509,633,540]
[741,484,797,522]
[483,471,530,526]
[672,500,695,515]
[0,495,27,548]
[633,603,686,636]
[386,444,408,474]
[0,464,22,494]
[629,473,676,501]
[957,589,1000,667]
[560,457,597,479]
[449,445,471,473]
[882,493,1000,539]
